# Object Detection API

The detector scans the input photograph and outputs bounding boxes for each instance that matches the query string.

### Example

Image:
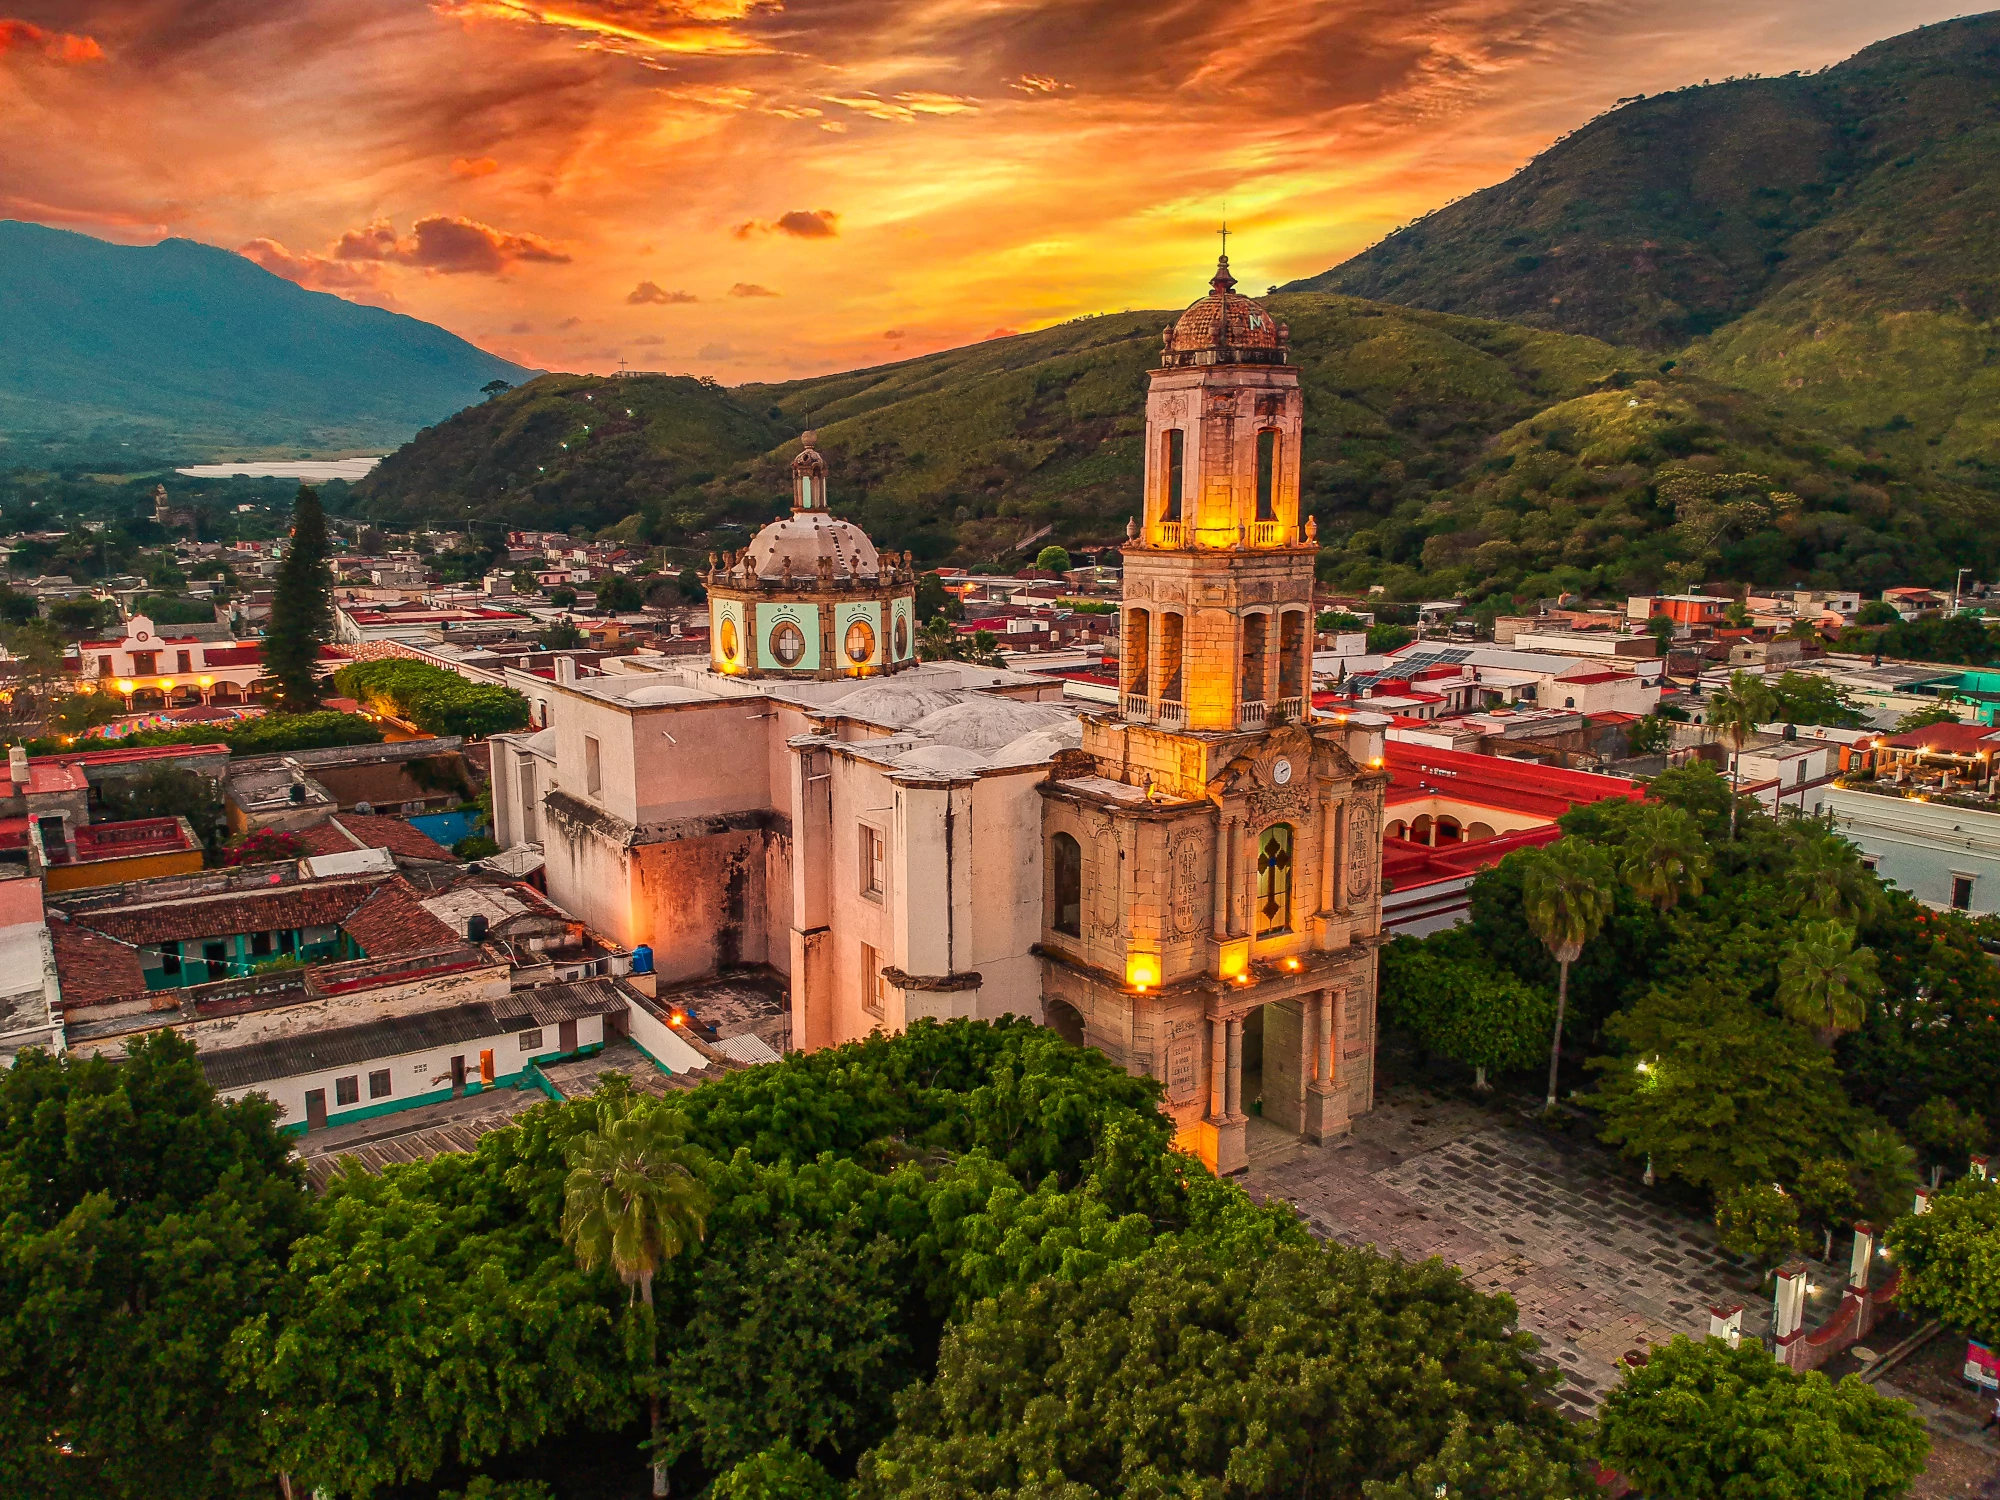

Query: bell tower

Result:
[1119,255,1316,734]
[1039,253,1387,1177]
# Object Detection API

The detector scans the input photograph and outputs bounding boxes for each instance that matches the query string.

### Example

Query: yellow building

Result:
[1038,256,1388,1174]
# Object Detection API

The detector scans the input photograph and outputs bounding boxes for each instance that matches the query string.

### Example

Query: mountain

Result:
[0,222,535,464]
[1284,14,2000,486]
[350,291,2000,603]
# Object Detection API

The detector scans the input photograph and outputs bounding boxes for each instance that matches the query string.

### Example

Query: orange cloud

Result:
[0,19,105,63]
[732,209,838,240]
[451,156,500,177]
[822,90,980,123]
[883,329,905,339]
[434,0,774,58]
[628,281,696,303]
[728,283,779,298]
[238,238,399,306]
[1007,74,1071,97]
[331,215,569,274]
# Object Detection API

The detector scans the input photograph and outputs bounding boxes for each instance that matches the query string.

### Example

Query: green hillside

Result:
[0,222,535,465]
[353,294,1629,562]
[1285,14,2000,488]
[351,290,1999,602]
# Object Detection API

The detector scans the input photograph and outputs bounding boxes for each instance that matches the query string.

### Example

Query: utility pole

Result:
[1954,567,1972,617]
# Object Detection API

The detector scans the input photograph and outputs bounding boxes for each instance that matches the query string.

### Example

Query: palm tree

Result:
[1706,670,1776,841]
[1787,832,1884,927]
[563,1103,712,1498]
[1774,918,1880,1046]
[1620,803,1710,912]
[1520,837,1618,1111]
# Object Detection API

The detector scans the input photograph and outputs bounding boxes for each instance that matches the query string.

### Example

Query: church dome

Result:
[743,510,880,582]
[1163,257,1287,367]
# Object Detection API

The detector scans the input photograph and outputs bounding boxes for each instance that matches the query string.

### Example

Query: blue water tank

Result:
[631,945,654,974]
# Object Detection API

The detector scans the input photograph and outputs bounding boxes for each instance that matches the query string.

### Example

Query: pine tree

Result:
[264,485,332,712]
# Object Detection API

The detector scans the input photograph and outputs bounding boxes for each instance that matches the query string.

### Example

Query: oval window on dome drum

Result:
[769,621,807,666]
[844,619,875,664]
[894,615,909,658]
[718,616,739,663]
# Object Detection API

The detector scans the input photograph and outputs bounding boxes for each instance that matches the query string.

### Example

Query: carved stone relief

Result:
[1346,795,1378,899]
[1091,819,1124,936]
[1169,832,1204,935]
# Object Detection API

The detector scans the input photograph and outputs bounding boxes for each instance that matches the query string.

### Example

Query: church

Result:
[487,257,1388,1170]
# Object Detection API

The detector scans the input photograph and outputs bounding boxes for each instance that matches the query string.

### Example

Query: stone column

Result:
[1332,801,1348,914]
[1263,613,1282,707]
[1148,609,1168,706]
[1212,815,1233,936]
[1224,1017,1243,1118]
[1849,1223,1875,1291]
[1317,990,1334,1084]
[1317,792,1336,916]
[1209,1016,1227,1122]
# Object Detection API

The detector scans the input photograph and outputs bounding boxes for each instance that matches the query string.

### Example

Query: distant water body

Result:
[175,457,382,482]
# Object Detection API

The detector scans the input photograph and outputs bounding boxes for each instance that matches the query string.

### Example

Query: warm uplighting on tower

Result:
[1126,950,1159,991]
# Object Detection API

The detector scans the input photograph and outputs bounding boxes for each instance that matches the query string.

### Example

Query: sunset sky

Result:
[0,0,1970,383]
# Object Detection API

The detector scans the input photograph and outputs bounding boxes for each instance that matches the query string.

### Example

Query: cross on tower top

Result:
[1217,222,1230,258]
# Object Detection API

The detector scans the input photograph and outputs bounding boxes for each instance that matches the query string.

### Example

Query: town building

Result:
[488,257,1395,1172]
[73,614,270,709]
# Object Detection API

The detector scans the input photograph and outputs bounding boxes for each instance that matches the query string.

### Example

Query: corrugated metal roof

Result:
[200,1002,517,1090]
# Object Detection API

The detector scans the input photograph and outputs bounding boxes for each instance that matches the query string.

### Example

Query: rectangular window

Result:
[860,824,885,898]
[130,650,157,676]
[1255,429,1278,521]
[368,1069,392,1099]
[176,650,191,672]
[1953,875,1975,911]
[161,942,181,976]
[1162,428,1184,522]
[334,1075,359,1107]
[519,1029,544,1052]
[250,931,273,956]
[585,734,602,795]
[1255,823,1295,936]
[861,942,885,1017]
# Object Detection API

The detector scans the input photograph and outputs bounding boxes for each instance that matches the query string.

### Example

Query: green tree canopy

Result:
[1597,1336,1927,1500]
[1518,835,1618,1109]
[0,1032,310,1500]
[858,1240,1587,1499]
[1590,983,1849,1193]
[1033,545,1071,574]
[1884,1177,2000,1341]
[333,658,530,739]
[1380,933,1555,1089]
[1767,671,1866,728]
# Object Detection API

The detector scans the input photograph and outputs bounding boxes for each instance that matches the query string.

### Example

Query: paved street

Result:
[1243,1085,1779,1415]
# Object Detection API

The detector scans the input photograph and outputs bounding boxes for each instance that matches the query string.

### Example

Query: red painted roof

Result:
[1556,671,1627,685]
[1384,742,1645,821]
[294,814,453,863]
[200,645,264,667]
[1383,823,1560,890]
[36,743,230,771]
[69,818,199,861]
[1885,722,2000,754]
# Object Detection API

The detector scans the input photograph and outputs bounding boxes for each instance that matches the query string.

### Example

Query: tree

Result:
[1909,1097,1988,1187]
[1723,600,1752,627]
[917,616,1002,667]
[1033,545,1072,574]
[540,620,586,650]
[551,586,578,609]
[676,565,707,605]
[1856,600,1902,626]
[1706,670,1775,840]
[1367,623,1415,652]
[915,571,959,623]
[1644,615,1678,650]
[0,1032,310,1500]
[1846,1125,1919,1228]
[482,380,514,398]
[99,764,227,860]
[711,1441,842,1500]
[596,574,643,613]
[1380,935,1555,1090]
[1518,837,1617,1110]
[1774,920,1878,1045]
[1894,700,1962,732]
[1767,671,1865,729]
[264,485,333,712]
[1590,984,1848,1194]
[1596,1336,1928,1500]
[1626,713,1674,756]
[46,596,114,638]
[1714,1183,1802,1278]
[1621,803,1709,912]
[1786,833,1883,927]
[857,1241,1587,1499]
[1795,1158,1860,1263]
[562,1102,712,1498]
[1884,1177,2000,1341]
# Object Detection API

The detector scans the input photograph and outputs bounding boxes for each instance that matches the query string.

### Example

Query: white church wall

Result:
[967,769,1047,1023]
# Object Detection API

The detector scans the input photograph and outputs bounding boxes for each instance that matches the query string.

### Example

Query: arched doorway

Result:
[1044,997,1085,1048]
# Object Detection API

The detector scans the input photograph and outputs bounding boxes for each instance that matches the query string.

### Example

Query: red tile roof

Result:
[46,914,148,1008]
[294,814,453,862]
[68,880,379,947]
[340,879,461,956]
[1384,742,1645,821]
[1556,671,1628,685]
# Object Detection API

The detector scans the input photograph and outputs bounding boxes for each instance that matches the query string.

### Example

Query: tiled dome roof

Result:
[1163,257,1288,367]
[744,510,880,582]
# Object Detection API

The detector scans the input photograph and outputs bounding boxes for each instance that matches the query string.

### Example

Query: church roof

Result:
[743,510,880,583]
[1163,256,1287,367]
